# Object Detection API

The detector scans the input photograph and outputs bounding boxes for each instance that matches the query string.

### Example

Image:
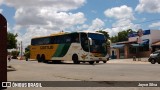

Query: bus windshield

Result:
[88,33,106,53]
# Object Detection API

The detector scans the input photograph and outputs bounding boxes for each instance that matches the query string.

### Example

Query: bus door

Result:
[80,33,89,54]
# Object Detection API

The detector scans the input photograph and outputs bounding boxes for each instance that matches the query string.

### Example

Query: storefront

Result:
[152,41,160,52]
[111,30,160,59]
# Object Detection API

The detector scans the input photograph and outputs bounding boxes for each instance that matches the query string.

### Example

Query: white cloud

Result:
[4,0,86,47]
[104,5,139,36]
[14,7,86,29]
[75,18,105,32]
[0,0,4,5]
[88,18,105,31]
[104,5,135,20]
[17,26,55,45]
[7,23,11,32]
[149,22,160,28]
[104,23,140,37]
[4,0,86,11]
[76,24,89,31]
[0,9,3,13]
[136,0,160,13]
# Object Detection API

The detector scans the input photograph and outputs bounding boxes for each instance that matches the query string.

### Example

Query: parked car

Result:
[148,50,160,64]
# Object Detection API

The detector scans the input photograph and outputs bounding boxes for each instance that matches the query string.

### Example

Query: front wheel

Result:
[72,54,80,64]
[151,59,156,64]
[158,62,160,64]
[37,54,41,62]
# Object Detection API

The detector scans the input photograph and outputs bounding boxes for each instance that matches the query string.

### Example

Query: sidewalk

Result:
[107,58,150,64]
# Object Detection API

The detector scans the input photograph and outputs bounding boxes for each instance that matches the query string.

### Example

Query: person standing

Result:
[8,54,12,62]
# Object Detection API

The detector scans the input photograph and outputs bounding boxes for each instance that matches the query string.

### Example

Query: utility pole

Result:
[20,41,23,60]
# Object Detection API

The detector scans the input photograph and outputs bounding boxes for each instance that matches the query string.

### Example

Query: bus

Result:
[30,32,109,64]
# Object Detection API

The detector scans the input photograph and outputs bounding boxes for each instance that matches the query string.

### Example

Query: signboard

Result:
[128,30,150,38]
[0,14,7,89]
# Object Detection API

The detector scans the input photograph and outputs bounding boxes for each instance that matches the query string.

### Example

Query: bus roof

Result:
[32,32,68,39]
[32,31,103,39]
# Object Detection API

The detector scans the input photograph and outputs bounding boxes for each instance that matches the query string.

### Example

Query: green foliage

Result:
[24,51,30,58]
[110,29,134,43]
[110,36,118,43]
[24,45,30,58]
[117,30,129,42]
[96,30,110,39]
[11,51,20,59]
[7,32,18,49]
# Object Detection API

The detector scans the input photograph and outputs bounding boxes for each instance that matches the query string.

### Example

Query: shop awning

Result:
[131,39,149,47]
[111,44,125,48]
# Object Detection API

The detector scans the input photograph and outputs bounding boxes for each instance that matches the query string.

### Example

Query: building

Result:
[111,30,160,59]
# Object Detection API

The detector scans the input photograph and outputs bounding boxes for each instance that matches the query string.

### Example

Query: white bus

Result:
[30,32,109,64]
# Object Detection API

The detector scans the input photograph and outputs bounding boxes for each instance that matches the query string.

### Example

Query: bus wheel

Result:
[89,61,94,65]
[103,61,107,63]
[41,54,47,63]
[72,54,80,64]
[37,54,41,62]
[96,61,99,63]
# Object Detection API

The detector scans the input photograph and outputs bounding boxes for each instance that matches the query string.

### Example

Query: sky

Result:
[0,0,160,48]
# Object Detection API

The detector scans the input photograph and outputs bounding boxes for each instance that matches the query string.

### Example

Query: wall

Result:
[150,30,160,43]
[0,14,7,89]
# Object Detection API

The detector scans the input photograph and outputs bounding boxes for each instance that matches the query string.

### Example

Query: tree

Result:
[110,36,118,43]
[117,30,129,42]
[24,45,30,61]
[96,30,110,39]
[110,29,133,43]
[7,32,18,49]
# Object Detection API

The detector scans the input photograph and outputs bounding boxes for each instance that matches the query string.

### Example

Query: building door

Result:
[111,50,115,59]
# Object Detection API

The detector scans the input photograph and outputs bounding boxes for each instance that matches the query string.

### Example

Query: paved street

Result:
[7,59,160,90]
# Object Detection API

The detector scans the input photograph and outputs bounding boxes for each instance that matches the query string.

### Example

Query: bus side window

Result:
[80,33,89,51]
[65,35,71,43]
[70,33,79,43]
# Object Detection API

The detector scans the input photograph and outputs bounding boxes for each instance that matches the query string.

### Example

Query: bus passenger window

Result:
[80,33,89,52]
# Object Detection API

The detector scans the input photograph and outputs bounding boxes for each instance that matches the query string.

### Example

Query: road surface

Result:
[7,59,160,90]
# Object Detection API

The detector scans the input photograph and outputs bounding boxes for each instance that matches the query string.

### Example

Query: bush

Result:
[24,51,30,58]
[11,51,20,59]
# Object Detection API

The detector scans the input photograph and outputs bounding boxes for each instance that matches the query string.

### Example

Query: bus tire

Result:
[103,61,107,63]
[41,54,47,63]
[72,54,80,64]
[37,54,41,62]
[89,61,94,65]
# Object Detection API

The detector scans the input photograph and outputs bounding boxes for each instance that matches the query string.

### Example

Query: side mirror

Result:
[88,37,92,45]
